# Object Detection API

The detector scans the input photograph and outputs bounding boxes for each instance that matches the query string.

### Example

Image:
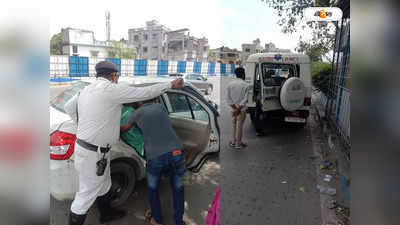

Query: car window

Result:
[162,92,209,123]
[261,63,297,86]
[50,81,90,113]
[163,93,192,119]
[187,97,209,123]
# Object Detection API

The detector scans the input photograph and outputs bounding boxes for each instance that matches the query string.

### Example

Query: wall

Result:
[50,56,237,78]
[67,45,109,58]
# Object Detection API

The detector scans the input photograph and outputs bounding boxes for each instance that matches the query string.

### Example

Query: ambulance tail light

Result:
[50,131,76,160]
[304,97,311,106]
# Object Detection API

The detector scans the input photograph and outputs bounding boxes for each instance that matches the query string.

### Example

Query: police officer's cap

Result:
[95,61,118,75]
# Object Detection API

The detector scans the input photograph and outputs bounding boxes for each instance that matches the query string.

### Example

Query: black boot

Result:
[96,190,126,223]
[68,211,86,225]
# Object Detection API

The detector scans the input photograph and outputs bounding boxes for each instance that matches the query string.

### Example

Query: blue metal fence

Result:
[56,58,235,79]
[134,59,147,76]
[69,56,88,77]
[106,58,121,75]
[193,62,202,73]
[157,60,169,76]
[230,64,235,74]
[220,64,226,76]
[323,17,351,150]
[208,63,216,76]
[177,61,186,73]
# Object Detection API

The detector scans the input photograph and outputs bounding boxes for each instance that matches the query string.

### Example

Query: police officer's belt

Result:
[76,138,111,153]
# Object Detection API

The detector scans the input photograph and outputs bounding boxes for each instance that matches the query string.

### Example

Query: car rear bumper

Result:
[247,108,310,121]
[50,159,78,201]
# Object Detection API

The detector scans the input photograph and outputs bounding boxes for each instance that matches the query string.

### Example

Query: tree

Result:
[261,0,337,57]
[261,0,335,34]
[208,51,217,62]
[296,39,333,62]
[50,33,63,55]
[107,40,136,59]
[311,61,331,95]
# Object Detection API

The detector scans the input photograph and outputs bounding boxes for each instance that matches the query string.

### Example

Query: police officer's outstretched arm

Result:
[64,94,79,123]
[112,78,184,104]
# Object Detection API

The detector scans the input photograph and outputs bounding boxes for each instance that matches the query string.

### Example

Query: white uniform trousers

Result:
[70,143,112,215]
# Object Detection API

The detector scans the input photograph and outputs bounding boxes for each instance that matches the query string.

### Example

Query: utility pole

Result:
[105,10,111,42]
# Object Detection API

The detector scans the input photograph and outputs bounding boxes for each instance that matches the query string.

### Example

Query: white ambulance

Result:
[244,53,312,127]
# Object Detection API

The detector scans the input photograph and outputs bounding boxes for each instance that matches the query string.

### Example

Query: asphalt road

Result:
[218,77,322,225]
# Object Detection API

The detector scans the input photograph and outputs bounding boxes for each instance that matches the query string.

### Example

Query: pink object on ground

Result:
[204,185,220,225]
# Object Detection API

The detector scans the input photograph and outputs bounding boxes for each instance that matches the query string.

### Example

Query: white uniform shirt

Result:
[64,77,171,147]
[226,78,250,112]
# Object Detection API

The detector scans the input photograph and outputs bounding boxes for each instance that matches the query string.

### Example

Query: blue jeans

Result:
[146,151,186,225]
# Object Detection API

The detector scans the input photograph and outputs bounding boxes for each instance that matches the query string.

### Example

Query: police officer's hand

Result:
[171,78,184,89]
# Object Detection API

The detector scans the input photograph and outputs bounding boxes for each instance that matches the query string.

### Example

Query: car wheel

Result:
[110,161,136,207]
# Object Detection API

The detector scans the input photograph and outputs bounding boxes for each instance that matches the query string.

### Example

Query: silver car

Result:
[169,73,213,95]
[50,78,220,207]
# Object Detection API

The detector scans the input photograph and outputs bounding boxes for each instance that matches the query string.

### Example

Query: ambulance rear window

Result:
[261,63,298,86]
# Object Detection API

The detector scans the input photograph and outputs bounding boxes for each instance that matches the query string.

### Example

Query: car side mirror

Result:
[196,77,202,81]
[204,78,208,81]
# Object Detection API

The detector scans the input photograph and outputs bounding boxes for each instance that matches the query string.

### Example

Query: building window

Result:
[245,48,250,52]
[143,47,148,53]
[220,54,224,58]
[204,46,208,51]
[152,33,157,39]
[134,35,139,41]
[162,46,165,53]
[144,34,148,40]
[72,45,78,54]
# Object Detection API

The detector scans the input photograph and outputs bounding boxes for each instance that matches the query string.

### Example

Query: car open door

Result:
[161,87,220,172]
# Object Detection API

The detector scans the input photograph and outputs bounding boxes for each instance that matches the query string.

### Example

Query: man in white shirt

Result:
[64,61,184,225]
[226,67,250,149]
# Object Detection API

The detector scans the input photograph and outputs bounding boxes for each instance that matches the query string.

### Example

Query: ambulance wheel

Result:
[110,161,136,207]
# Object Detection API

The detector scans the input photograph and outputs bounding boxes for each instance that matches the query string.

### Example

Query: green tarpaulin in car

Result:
[120,106,145,158]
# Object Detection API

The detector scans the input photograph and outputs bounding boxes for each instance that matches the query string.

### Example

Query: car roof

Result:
[67,76,205,99]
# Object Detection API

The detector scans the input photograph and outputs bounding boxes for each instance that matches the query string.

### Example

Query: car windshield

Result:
[187,74,203,80]
[261,63,298,86]
[169,74,183,77]
[50,81,90,113]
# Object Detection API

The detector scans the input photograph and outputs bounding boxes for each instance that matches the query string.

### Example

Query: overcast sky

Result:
[49,0,309,51]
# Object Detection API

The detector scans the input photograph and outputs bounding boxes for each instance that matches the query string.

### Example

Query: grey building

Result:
[211,46,241,65]
[264,42,291,53]
[240,39,264,63]
[128,20,209,61]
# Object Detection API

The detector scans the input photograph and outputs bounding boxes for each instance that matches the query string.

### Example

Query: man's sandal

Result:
[235,142,248,149]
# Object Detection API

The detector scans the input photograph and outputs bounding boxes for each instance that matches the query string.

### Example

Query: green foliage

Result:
[261,0,337,58]
[208,51,216,62]
[107,40,136,59]
[50,33,63,55]
[312,62,331,95]
[261,0,335,34]
[296,39,332,62]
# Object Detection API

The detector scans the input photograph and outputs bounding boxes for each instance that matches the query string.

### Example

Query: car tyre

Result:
[110,161,136,208]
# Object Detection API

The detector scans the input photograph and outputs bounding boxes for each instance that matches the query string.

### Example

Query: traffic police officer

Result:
[64,61,184,225]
